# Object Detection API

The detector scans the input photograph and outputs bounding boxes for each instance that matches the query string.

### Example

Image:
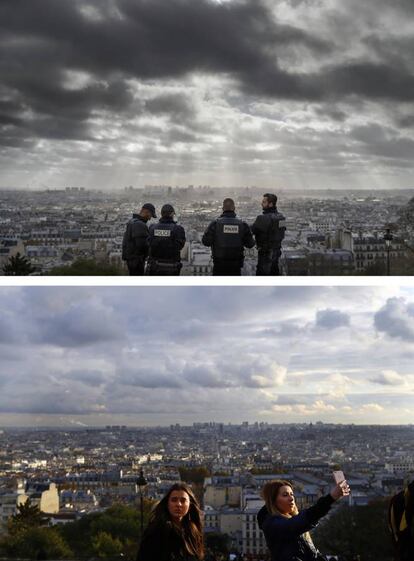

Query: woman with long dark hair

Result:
[137,482,204,561]
[257,478,350,561]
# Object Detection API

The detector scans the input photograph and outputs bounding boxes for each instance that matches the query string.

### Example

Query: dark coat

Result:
[251,207,286,252]
[136,522,200,561]
[202,210,255,262]
[257,494,334,561]
[122,214,149,261]
[148,217,186,262]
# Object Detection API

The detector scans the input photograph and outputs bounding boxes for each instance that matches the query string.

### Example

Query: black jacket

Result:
[122,214,149,261]
[257,494,334,561]
[148,217,186,262]
[137,522,200,561]
[202,211,254,262]
[251,207,286,251]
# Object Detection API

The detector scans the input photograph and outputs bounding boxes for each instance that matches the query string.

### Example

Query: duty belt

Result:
[151,259,181,272]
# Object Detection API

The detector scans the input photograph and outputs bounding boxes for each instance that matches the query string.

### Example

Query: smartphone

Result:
[333,470,345,484]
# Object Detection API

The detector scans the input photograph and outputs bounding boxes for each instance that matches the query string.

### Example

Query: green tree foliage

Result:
[1,502,155,560]
[2,252,36,275]
[313,499,394,561]
[49,258,124,276]
[0,527,72,560]
[205,532,231,556]
[8,499,48,533]
[59,502,152,560]
[92,531,124,558]
[390,252,414,275]
[363,260,387,275]
[179,466,211,484]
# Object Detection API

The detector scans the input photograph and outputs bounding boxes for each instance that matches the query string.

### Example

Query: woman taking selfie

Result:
[257,478,350,561]
[136,482,204,561]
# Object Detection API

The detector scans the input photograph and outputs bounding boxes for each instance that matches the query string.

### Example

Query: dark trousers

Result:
[147,259,182,276]
[256,249,280,276]
[126,257,145,275]
[213,260,242,276]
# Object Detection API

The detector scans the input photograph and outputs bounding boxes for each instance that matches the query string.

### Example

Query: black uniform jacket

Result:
[122,214,149,261]
[148,217,186,261]
[202,210,254,261]
[251,207,286,251]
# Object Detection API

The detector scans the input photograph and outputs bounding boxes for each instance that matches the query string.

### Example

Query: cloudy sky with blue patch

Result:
[1,0,414,190]
[0,285,413,426]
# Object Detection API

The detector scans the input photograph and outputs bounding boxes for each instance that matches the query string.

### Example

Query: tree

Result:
[49,258,124,275]
[179,466,211,484]
[390,252,414,275]
[8,499,48,534]
[205,532,231,557]
[313,499,394,561]
[2,252,36,275]
[92,531,124,558]
[0,527,72,560]
[363,260,387,275]
[59,502,153,560]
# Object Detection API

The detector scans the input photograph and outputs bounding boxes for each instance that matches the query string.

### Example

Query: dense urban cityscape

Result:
[1,187,414,275]
[0,422,412,559]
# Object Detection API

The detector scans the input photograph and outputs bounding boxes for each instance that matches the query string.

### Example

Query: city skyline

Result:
[1,286,413,426]
[1,0,414,190]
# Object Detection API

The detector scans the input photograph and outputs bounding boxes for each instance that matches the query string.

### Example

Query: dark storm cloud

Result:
[7,0,413,147]
[145,94,196,122]
[315,309,350,329]
[350,124,414,161]
[374,298,414,342]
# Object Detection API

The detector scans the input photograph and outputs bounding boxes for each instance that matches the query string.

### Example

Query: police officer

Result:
[147,204,186,275]
[122,203,156,275]
[251,193,286,276]
[202,198,255,276]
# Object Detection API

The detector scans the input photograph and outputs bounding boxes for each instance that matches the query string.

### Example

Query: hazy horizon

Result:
[1,421,414,429]
[1,186,414,194]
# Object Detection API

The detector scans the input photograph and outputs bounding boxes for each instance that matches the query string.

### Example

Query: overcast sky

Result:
[1,0,414,190]
[0,285,413,426]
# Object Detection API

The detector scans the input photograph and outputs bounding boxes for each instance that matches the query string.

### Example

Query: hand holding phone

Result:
[333,470,345,484]
[331,471,350,500]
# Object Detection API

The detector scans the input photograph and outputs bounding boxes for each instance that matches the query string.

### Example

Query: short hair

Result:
[263,193,277,207]
[161,203,175,218]
[222,198,235,211]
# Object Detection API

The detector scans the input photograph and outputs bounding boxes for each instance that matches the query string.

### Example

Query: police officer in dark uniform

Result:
[122,203,156,275]
[147,204,186,275]
[251,193,286,276]
[202,198,255,276]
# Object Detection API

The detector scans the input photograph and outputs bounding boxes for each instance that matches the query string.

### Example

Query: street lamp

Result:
[137,469,147,539]
[384,227,393,276]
